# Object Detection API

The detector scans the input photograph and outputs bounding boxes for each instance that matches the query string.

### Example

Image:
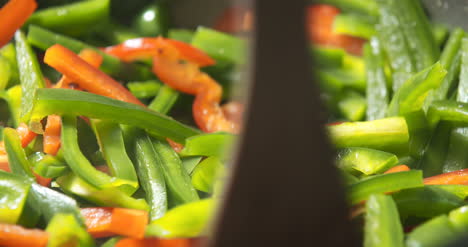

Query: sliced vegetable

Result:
[46,213,94,247]
[424,168,468,185]
[179,132,236,159]
[0,171,31,224]
[0,0,37,47]
[406,215,459,247]
[337,147,399,176]
[0,223,48,247]
[191,156,225,193]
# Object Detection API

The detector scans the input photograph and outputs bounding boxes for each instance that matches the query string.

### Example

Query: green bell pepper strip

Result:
[406,215,459,247]
[15,31,46,123]
[27,0,110,37]
[30,152,69,178]
[316,0,378,16]
[309,45,345,68]
[179,132,236,160]
[124,127,167,222]
[30,89,200,143]
[168,29,194,43]
[0,43,19,88]
[348,170,423,205]
[448,205,468,234]
[182,156,203,175]
[432,185,468,200]
[318,68,366,93]
[133,1,169,37]
[392,0,439,71]
[418,121,452,176]
[336,147,398,176]
[91,119,139,195]
[0,171,31,224]
[2,85,21,127]
[375,0,415,91]
[392,186,464,219]
[16,194,41,228]
[333,13,376,39]
[364,194,404,247]
[145,199,214,238]
[46,213,95,247]
[387,62,447,117]
[328,117,409,153]
[148,84,179,114]
[191,27,246,65]
[127,80,162,99]
[56,172,149,211]
[61,116,133,189]
[443,38,468,172]
[341,170,359,185]
[337,90,366,121]
[427,100,468,128]
[0,56,11,91]
[432,23,449,47]
[191,156,225,193]
[29,182,84,225]
[364,38,389,120]
[152,138,199,205]
[26,25,153,81]
[3,128,34,179]
[423,28,464,111]
[101,237,122,247]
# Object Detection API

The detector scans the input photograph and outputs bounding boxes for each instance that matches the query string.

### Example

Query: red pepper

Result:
[384,165,411,174]
[0,223,48,247]
[424,168,468,185]
[0,0,37,47]
[16,123,37,148]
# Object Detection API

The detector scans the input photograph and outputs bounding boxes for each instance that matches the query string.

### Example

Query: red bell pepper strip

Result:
[55,48,104,89]
[0,223,49,247]
[0,154,10,172]
[384,165,411,174]
[43,114,61,156]
[81,207,149,239]
[167,138,184,153]
[307,4,366,55]
[424,168,468,185]
[44,44,144,106]
[0,0,37,47]
[16,122,37,148]
[103,37,215,67]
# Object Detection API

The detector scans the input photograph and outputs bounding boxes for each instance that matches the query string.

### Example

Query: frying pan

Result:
[174,0,468,246]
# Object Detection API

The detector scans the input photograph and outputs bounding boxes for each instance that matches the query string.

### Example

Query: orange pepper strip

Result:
[0,141,5,154]
[44,44,144,106]
[104,37,215,67]
[115,238,195,247]
[307,4,366,55]
[34,174,52,187]
[424,168,468,185]
[166,138,184,153]
[55,48,104,89]
[0,223,49,247]
[0,154,10,172]
[16,122,37,148]
[81,207,149,239]
[384,165,411,174]
[0,0,37,47]
[43,114,61,156]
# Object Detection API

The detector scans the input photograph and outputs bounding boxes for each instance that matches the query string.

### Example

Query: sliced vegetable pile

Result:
[313,0,468,246]
[0,0,242,246]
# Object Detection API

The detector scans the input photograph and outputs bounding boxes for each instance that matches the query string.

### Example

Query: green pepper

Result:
[337,90,366,121]
[191,156,225,193]
[328,117,409,153]
[27,0,110,37]
[387,62,447,117]
[145,199,214,238]
[181,156,203,175]
[448,205,468,233]
[15,31,46,123]
[3,128,34,179]
[406,215,459,247]
[432,185,468,200]
[46,213,94,247]
[133,1,169,37]
[392,186,464,219]
[432,23,449,48]
[127,80,162,99]
[364,194,404,247]
[364,38,389,120]
[309,45,345,68]
[1,85,21,127]
[91,120,139,195]
[191,27,246,65]
[0,171,31,224]
[316,0,379,17]
[148,84,179,114]
[27,25,153,81]
[317,68,366,93]
[61,116,132,189]
[101,237,122,247]
[348,170,423,204]
[336,147,398,176]
[0,43,19,89]
[418,121,452,176]
[333,13,376,39]
[124,127,167,222]
[168,29,194,43]
[152,139,199,205]
[56,172,149,211]
[31,89,200,143]
[427,100,468,128]
[375,0,415,91]
[0,56,11,91]
[179,132,236,160]
[30,152,69,178]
